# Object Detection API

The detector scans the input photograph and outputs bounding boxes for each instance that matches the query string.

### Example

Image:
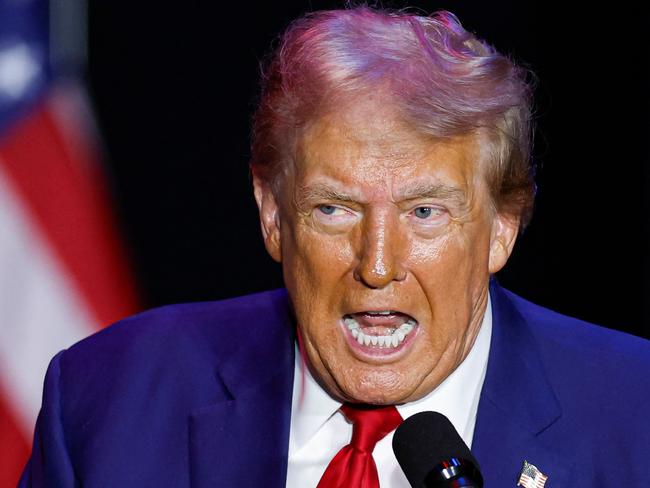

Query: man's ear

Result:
[488,211,520,274]
[253,175,282,263]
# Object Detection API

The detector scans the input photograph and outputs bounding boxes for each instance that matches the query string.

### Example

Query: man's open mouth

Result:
[343,311,417,349]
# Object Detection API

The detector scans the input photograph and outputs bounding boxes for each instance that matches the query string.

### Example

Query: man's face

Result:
[254,99,518,405]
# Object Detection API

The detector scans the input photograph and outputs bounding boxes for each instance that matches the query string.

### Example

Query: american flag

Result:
[517,460,548,488]
[0,0,139,485]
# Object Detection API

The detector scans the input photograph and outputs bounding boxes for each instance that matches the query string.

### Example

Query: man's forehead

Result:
[297,103,431,164]
[295,123,482,185]
[295,98,483,166]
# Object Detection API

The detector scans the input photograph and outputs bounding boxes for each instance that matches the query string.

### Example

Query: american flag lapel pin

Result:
[517,460,548,487]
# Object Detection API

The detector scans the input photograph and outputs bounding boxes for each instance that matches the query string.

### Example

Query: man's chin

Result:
[330,371,424,405]
[339,388,413,406]
[306,344,429,404]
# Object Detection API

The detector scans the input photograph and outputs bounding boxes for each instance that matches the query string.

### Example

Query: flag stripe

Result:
[0,88,138,328]
[0,161,96,432]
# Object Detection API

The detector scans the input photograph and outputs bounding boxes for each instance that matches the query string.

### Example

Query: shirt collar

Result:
[288,345,342,455]
[288,293,492,454]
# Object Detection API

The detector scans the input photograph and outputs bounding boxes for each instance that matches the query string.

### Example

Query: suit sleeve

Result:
[18,350,79,487]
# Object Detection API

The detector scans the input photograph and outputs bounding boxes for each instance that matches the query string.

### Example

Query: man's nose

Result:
[353,211,407,288]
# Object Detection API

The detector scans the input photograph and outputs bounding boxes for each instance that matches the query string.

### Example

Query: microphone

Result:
[392,411,483,488]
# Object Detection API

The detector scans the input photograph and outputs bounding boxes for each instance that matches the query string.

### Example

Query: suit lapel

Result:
[188,291,296,488]
[472,281,573,486]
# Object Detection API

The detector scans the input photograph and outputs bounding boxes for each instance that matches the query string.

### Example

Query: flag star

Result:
[0,42,41,100]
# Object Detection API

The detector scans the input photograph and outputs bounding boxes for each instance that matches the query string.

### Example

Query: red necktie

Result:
[317,404,403,488]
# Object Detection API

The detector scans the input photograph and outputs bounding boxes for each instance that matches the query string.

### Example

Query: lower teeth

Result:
[344,317,415,348]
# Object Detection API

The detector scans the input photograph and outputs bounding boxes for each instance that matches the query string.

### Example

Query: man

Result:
[20,6,650,487]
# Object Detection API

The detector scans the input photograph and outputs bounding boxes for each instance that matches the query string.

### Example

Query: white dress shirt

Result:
[285,296,492,487]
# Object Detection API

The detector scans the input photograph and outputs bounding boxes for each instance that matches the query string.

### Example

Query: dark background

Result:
[86,1,650,339]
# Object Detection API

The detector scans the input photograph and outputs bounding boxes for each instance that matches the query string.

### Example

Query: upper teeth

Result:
[366,311,394,315]
[343,316,416,348]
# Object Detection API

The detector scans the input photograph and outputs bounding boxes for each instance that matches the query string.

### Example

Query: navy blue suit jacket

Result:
[19,282,650,486]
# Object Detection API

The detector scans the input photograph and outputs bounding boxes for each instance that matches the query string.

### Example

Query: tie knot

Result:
[340,404,403,453]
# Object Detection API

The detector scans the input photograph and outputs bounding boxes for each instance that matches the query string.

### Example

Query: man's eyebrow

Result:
[295,182,469,207]
[397,183,468,206]
[295,184,360,205]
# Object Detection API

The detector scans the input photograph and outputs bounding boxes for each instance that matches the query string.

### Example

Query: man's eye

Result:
[414,206,441,219]
[314,204,358,227]
[318,205,338,215]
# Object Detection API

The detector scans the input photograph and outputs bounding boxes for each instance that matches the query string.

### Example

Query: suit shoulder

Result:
[58,288,291,378]
[70,288,288,347]
[503,288,650,363]
[36,289,293,482]
[500,287,650,419]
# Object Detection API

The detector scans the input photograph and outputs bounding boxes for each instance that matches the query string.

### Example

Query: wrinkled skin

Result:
[253,99,519,405]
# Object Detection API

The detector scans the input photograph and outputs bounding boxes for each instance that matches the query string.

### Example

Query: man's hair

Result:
[250,6,536,228]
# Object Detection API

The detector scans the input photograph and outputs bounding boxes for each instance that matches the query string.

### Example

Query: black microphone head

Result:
[392,411,482,487]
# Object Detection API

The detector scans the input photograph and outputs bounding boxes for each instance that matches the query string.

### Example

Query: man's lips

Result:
[343,311,417,349]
